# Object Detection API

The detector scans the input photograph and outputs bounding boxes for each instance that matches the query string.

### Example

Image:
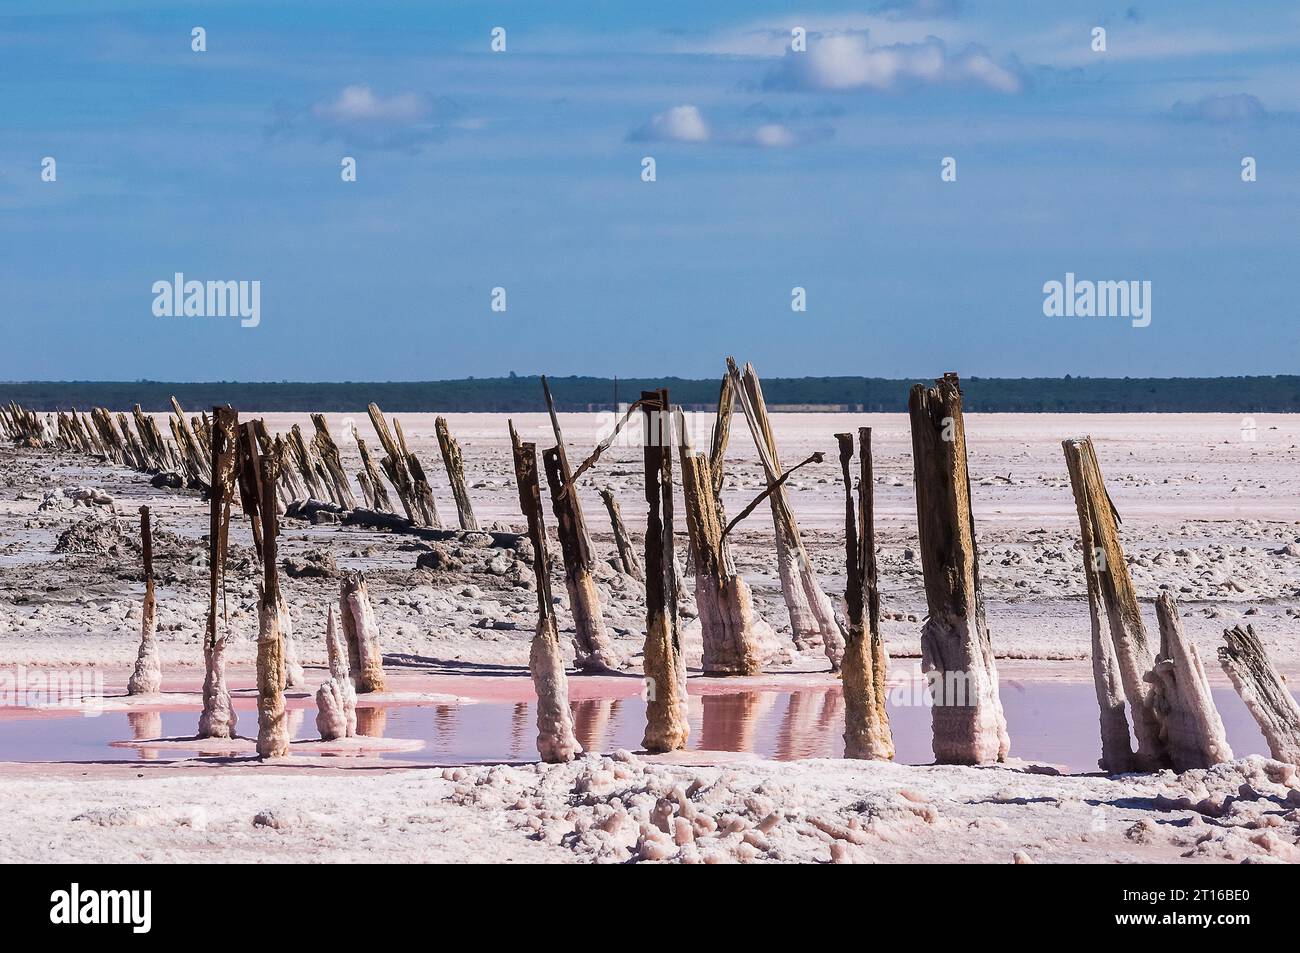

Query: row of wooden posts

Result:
[5,363,1300,769]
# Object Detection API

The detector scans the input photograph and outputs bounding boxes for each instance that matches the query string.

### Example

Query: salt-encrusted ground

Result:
[1,411,1298,863]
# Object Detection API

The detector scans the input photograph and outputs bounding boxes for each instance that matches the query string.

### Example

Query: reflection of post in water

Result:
[128,710,163,761]
[355,706,387,737]
[699,691,777,754]
[572,697,617,754]
[510,702,529,758]
[433,704,459,752]
[285,707,305,742]
[777,688,840,760]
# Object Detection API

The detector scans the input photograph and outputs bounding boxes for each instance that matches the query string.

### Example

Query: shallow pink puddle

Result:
[0,673,1285,773]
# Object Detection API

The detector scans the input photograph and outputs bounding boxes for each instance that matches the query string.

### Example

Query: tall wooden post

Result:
[509,421,581,762]
[640,390,689,752]
[909,375,1008,764]
[1062,435,1167,772]
[198,406,239,739]
[436,416,478,530]
[837,429,893,760]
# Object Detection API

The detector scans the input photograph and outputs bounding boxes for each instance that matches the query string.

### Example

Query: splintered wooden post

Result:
[1061,435,1167,772]
[1150,593,1232,771]
[436,416,478,530]
[543,447,620,671]
[509,421,581,762]
[127,506,162,695]
[366,403,420,523]
[677,409,762,675]
[311,414,358,510]
[256,454,290,758]
[598,487,643,581]
[354,435,393,513]
[1219,624,1300,765]
[727,358,844,669]
[837,430,894,760]
[287,424,327,502]
[198,406,239,739]
[909,375,1008,765]
[640,389,689,752]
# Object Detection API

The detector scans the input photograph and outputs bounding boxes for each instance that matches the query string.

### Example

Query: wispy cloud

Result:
[266,85,467,153]
[764,33,1025,94]
[628,105,833,148]
[1170,92,1267,123]
[872,0,964,21]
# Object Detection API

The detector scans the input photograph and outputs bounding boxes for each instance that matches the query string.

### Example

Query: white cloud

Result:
[629,104,712,143]
[749,123,799,148]
[765,33,1023,93]
[313,85,428,123]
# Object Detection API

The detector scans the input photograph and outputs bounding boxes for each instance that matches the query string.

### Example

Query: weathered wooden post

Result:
[677,409,762,675]
[126,505,162,695]
[507,421,582,762]
[542,447,621,672]
[1062,435,1167,772]
[198,406,238,739]
[837,430,894,760]
[727,358,844,669]
[640,390,689,753]
[909,374,1008,764]
[311,414,358,509]
[599,487,643,582]
[1219,624,1300,765]
[1150,593,1232,771]
[354,435,392,512]
[255,453,290,758]
[436,416,478,531]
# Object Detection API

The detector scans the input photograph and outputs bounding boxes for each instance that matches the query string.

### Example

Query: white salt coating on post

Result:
[126,589,161,696]
[278,593,306,689]
[530,616,581,763]
[1149,593,1232,771]
[1218,624,1300,766]
[340,574,386,693]
[316,607,357,741]
[198,636,236,739]
[256,593,290,759]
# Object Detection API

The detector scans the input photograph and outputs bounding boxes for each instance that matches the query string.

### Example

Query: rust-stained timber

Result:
[640,389,689,752]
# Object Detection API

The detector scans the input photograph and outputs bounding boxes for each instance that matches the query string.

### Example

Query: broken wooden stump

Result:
[198,406,238,740]
[542,446,621,672]
[837,430,894,761]
[311,413,358,510]
[1062,435,1167,772]
[255,454,290,759]
[509,421,582,762]
[598,487,643,582]
[909,374,1008,765]
[287,424,327,502]
[677,410,762,676]
[436,416,478,531]
[339,572,386,693]
[640,389,689,753]
[126,505,162,696]
[727,358,844,669]
[1149,593,1232,771]
[367,403,440,526]
[1219,624,1300,766]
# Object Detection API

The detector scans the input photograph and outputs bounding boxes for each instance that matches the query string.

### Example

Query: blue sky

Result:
[1,1,1297,380]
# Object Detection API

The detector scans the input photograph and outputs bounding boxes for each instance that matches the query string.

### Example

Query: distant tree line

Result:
[3,375,1300,413]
